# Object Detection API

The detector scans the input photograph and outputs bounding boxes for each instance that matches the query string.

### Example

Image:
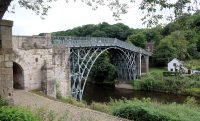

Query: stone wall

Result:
[12,35,51,49]
[0,20,13,100]
[12,35,71,97]
[53,45,71,97]
[0,20,70,99]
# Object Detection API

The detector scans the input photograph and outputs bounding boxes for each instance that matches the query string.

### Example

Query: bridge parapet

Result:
[13,34,51,50]
[52,36,151,56]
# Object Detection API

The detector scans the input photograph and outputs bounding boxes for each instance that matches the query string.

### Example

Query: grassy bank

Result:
[133,72,200,97]
[30,90,200,121]
[90,97,200,121]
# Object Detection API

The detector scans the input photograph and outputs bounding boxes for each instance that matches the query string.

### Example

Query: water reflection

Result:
[83,83,200,104]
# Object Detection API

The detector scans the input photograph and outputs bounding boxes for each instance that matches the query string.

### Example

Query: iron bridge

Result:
[52,36,151,100]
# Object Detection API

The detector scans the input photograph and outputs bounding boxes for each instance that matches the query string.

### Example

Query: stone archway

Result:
[13,62,24,89]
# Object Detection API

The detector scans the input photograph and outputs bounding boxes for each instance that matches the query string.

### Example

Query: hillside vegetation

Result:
[50,11,200,83]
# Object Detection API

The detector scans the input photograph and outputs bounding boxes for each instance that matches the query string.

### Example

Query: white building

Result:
[168,58,183,72]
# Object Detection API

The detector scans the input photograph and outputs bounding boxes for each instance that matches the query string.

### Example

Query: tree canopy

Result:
[1,0,200,26]
[52,22,132,41]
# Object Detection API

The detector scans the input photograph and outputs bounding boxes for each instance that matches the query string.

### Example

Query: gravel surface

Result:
[13,90,129,121]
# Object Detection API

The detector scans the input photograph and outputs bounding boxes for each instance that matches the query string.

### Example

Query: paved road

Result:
[13,90,128,121]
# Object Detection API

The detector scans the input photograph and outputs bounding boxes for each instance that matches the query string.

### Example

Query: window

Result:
[171,69,173,71]
[35,58,38,62]
[173,63,177,67]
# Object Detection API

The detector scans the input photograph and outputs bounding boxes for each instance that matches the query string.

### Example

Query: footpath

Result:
[13,90,128,121]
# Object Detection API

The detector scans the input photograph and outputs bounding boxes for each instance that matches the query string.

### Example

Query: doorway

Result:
[13,62,24,89]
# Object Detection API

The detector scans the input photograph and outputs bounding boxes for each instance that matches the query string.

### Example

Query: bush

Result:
[113,105,170,121]
[132,72,200,96]
[0,98,9,107]
[110,98,200,121]
[0,106,38,121]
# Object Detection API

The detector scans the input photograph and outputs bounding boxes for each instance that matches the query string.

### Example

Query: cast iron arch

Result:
[70,47,138,100]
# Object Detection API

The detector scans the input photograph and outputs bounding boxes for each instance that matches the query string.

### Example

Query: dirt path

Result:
[13,90,128,121]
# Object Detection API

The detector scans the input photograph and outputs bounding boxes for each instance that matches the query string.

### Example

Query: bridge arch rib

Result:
[70,47,138,100]
[52,36,151,100]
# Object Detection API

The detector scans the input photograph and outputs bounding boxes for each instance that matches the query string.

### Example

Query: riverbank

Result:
[30,87,200,121]
[133,72,200,97]
[93,97,200,121]
[83,82,200,104]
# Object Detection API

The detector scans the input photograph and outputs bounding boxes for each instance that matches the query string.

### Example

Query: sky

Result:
[3,1,152,36]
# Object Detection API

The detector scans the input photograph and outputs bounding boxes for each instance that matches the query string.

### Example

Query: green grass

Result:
[149,67,166,74]
[90,102,110,114]
[110,98,200,121]
[86,97,200,121]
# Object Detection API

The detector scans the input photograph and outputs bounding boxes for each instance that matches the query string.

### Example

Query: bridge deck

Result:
[52,36,151,56]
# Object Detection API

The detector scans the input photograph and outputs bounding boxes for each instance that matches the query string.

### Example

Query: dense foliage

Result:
[185,60,200,70]
[110,98,200,121]
[51,11,200,82]
[0,98,39,121]
[89,52,117,84]
[90,97,200,121]
[154,11,200,66]
[52,22,132,41]
[133,72,200,96]
[0,98,9,107]
[0,106,38,121]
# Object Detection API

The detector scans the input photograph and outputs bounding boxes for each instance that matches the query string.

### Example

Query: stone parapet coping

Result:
[0,19,13,27]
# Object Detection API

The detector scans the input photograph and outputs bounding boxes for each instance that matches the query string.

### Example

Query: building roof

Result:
[168,58,183,65]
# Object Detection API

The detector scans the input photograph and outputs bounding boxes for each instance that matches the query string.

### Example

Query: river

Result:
[82,83,200,104]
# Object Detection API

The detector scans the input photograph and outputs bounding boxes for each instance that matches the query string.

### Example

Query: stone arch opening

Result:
[13,62,24,89]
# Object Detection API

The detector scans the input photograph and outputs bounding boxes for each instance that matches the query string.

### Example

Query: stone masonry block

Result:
[0,55,3,62]
[5,61,13,68]
[4,54,9,61]
[1,68,12,75]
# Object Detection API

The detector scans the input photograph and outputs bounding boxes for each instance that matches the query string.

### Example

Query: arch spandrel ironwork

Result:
[52,36,151,100]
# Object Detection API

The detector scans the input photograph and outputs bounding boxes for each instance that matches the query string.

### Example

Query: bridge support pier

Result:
[138,53,142,77]
[145,56,149,73]
[0,20,13,102]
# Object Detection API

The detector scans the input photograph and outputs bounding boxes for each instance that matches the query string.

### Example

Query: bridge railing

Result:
[52,36,151,55]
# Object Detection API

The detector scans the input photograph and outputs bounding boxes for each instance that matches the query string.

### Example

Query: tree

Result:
[1,0,200,26]
[142,26,163,46]
[154,40,177,66]
[167,31,188,60]
[0,0,12,19]
[91,30,107,37]
[89,52,117,84]
[187,44,200,59]
[128,33,147,49]
[197,39,200,52]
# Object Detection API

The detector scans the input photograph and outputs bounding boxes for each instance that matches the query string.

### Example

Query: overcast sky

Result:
[3,1,154,36]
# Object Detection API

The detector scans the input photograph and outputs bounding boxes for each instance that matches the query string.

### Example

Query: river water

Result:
[82,83,200,104]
